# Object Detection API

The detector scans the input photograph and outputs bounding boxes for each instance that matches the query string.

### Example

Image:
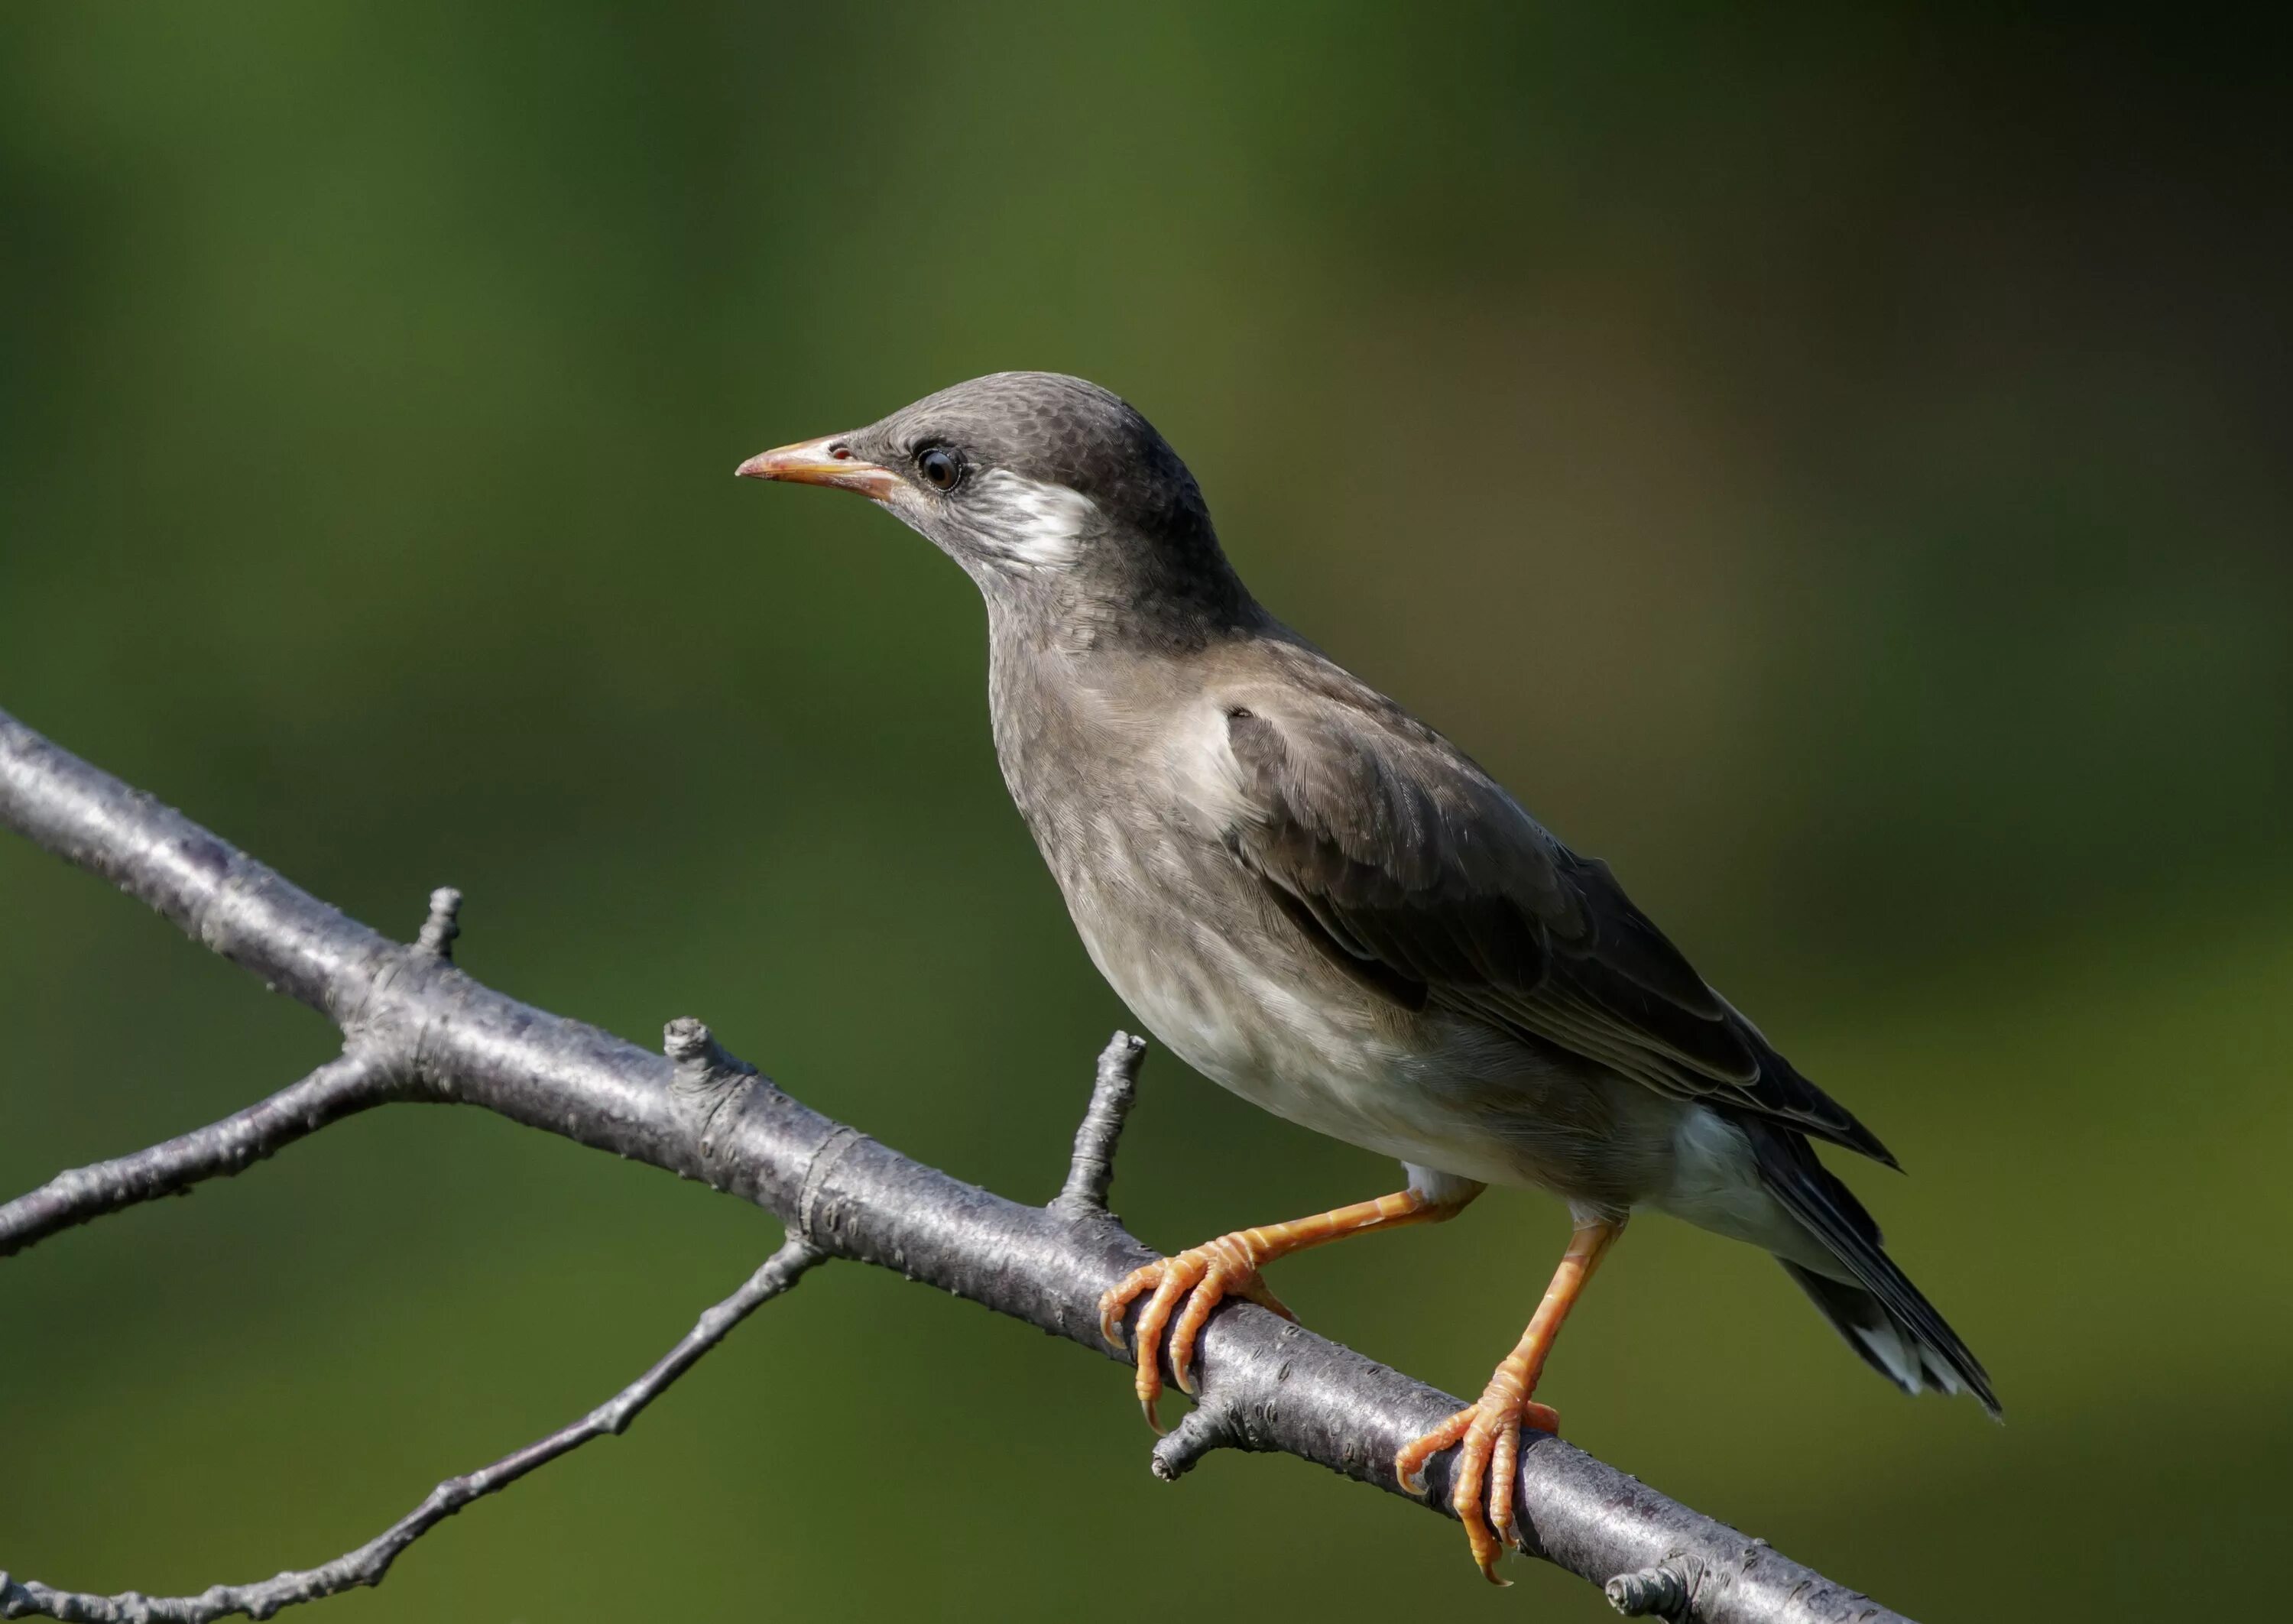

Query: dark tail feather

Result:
[1750,1124,2002,1418]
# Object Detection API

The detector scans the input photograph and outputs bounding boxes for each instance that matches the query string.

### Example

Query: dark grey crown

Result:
[859,372,1216,553]
[831,371,1260,643]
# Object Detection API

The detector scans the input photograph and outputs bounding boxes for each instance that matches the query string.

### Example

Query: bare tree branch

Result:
[0,1237,825,1623]
[0,705,1913,1624]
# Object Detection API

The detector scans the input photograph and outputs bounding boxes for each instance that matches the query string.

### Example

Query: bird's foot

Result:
[1098,1234,1296,1431]
[1393,1378,1560,1585]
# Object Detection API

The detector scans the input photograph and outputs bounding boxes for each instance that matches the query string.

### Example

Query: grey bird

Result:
[737,371,1997,1582]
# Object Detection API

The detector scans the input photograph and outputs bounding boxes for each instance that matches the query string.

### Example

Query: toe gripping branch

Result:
[1064,1041,1627,1593]
[1056,1032,1267,1436]
[1052,1029,1306,1482]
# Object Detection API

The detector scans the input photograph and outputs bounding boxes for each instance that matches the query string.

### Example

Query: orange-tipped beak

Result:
[734,435,901,501]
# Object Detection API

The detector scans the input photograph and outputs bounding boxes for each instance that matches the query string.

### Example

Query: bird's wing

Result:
[1215,666,1895,1165]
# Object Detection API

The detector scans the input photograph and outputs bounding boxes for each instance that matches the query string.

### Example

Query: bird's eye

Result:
[918,448,962,491]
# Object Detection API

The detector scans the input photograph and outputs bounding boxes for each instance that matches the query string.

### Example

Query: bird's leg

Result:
[1394,1214,1626,1584]
[1099,1182,1481,1431]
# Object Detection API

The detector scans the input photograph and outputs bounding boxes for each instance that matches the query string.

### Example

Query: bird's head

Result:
[738,371,1252,637]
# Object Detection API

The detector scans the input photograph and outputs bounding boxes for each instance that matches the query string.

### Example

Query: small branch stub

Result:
[414,887,462,961]
[1053,1032,1145,1217]
[663,1016,748,1080]
[663,1018,766,1163]
[1607,1561,1695,1619]
[1150,1395,1241,1482]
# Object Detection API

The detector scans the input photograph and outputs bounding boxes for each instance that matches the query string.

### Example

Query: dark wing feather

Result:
[1220,680,1895,1166]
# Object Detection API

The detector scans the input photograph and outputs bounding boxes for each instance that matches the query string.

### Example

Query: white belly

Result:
[1073,867,1551,1186]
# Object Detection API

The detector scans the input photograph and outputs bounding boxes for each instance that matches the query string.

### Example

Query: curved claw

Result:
[1451,1400,1516,1584]
[1095,1233,1287,1432]
[1488,1414,1524,1554]
[1394,1392,1563,1581]
[1393,1405,1471,1499]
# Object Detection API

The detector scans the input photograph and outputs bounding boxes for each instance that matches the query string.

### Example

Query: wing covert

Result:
[1218,690,1894,1165]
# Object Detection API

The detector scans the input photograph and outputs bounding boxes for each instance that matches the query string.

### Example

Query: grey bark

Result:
[0,705,1912,1624]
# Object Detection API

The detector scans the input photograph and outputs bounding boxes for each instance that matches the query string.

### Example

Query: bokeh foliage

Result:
[2,8,2286,1619]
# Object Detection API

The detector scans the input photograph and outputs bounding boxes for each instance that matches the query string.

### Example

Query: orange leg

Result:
[1099,1182,1481,1431]
[1394,1214,1626,1585]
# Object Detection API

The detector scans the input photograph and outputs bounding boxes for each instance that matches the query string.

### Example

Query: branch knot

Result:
[664,1018,770,1163]
[796,1124,866,1249]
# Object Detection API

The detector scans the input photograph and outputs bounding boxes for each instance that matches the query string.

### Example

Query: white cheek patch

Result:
[970,469,1098,569]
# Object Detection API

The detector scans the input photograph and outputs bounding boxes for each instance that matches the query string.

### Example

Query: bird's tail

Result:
[1750,1124,2002,1418]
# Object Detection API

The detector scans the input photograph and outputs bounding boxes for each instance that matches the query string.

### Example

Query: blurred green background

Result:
[3,8,2287,1620]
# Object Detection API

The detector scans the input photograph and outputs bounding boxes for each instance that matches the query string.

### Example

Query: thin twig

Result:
[0,1050,400,1259]
[0,1238,825,1624]
[0,704,1910,1624]
[1052,1030,1144,1216]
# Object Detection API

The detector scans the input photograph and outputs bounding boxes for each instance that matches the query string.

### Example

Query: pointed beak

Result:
[734,434,901,500]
